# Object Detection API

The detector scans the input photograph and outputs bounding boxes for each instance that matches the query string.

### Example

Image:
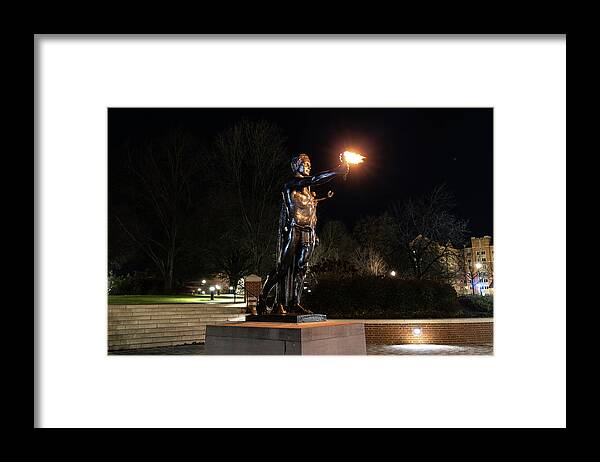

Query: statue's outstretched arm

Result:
[295,163,349,188]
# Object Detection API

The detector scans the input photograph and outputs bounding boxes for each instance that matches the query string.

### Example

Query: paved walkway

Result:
[109,343,493,355]
[367,344,492,355]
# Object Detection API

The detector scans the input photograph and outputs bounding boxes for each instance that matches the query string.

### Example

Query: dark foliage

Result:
[457,294,494,316]
[308,257,358,281]
[108,270,165,295]
[303,276,490,319]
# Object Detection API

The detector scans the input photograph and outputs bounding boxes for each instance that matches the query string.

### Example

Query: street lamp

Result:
[390,270,396,277]
[475,262,483,295]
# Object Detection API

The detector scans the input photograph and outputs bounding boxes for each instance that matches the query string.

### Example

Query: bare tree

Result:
[389,184,469,281]
[208,228,254,292]
[350,245,388,277]
[115,130,202,291]
[461,258,479,295]
[311,220,356,265]
[211,120,289,275]
[353,214,397,262]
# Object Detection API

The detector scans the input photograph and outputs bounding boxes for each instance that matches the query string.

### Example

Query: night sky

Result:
[109,108,493,236]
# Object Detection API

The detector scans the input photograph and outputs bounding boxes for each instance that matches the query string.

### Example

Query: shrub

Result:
[457,294,494,316]
[107,270,163,295]
[303,276,467,319]
[308,258,358,281]
[108,271,123,295]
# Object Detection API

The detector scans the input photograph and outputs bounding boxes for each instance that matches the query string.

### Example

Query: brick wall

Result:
[108,304,246,351]
[360,319,493,345]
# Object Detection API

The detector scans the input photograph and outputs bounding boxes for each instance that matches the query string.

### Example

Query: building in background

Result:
[403,234,494,296]
[460,236,494,295]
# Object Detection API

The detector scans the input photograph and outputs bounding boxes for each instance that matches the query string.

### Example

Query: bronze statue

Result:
[256,153,350,315]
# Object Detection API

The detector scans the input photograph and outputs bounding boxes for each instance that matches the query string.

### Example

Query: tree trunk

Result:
[164,273,173,292]
[164,258,174,292]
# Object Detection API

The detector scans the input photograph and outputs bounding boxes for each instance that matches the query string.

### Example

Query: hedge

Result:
[108,271,164,295]
[457,294,494,316]
[303,276,491,319]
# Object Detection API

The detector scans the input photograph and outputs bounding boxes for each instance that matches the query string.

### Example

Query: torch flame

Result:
[341,151,365,164]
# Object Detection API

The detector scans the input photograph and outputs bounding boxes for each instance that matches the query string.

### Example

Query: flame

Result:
[341,151,365,164]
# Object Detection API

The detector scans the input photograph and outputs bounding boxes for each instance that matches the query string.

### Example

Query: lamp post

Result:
[475,262,483,295]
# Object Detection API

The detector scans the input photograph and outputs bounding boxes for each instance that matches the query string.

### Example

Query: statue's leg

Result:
[290,239,313,314]
[257,227,295,314]
[256,267,278,314]
[279,228,301,313]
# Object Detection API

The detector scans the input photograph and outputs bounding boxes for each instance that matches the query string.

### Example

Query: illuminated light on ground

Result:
[390,344,464,353]
[412,327,422,336]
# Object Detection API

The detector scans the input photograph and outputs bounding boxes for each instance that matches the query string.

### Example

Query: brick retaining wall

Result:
[108,304,247,351]
[109,309,492,351]
[357,319,493,345]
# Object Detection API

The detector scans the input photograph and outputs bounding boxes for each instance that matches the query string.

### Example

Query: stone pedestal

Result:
[205,321,366,355]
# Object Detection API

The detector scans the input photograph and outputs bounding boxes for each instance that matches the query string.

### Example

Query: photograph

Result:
[107,108,494,356]
[36,34,566,429]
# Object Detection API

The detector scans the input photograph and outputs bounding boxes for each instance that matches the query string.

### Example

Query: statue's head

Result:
[291,153,311,177]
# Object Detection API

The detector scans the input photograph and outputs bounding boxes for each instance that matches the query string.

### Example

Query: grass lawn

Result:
[108,294,243,305]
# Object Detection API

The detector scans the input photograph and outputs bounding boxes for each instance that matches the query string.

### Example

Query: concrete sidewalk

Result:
[109,343,493,355]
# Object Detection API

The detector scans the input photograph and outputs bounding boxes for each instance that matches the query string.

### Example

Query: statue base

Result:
[245,313,327,323]
[205,320,366,355]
